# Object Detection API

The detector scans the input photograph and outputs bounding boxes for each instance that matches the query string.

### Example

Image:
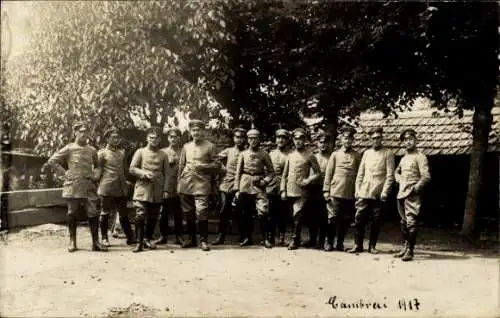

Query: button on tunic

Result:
[218,146,244,193]
[355,148,395,199]
[266,148,289,195]
[97,147,128,197]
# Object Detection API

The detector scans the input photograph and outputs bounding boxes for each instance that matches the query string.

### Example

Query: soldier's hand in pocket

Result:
[323,192,330,201]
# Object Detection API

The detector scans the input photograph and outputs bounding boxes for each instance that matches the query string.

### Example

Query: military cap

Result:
[103,127,120,140]
[292,128,307,138]
[233,127,246,136]
[247,128,260,137]
[316,129,331,140]
[165,127,181,137]
[72,121,86,132]
[368,126,383,136]
[400,128,417,141]
[275,129,289,137]
[188,119,206,129]
[146,126,162,136]
[340,126,356,137]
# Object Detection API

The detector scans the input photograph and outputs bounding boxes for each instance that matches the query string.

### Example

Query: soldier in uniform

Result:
[280,128,321,250]
[97,127,135,246]
[303,130,331,249]
[129,126,171,253]
[233,128,275,248]
[267,129,290,246]
[348,126,395,254]
[394,129,430,261]
[154,128,184,246]
[177,119,219,252]
[212,127,247,245]
[323,127,360,251]
[47,121,107,252]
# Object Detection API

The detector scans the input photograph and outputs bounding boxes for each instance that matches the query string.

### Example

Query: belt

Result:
[243,172,264,177]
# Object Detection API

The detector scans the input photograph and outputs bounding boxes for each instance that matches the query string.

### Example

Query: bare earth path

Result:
[0,224,498,318]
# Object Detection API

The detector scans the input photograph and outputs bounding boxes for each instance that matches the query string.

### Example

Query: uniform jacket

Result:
[280,150,321,198]
[162,146,182,198]
[355,147,395,200]
[311,152,330,187]
[323,148,360,199]
[48,143,99,199]
[395,151,430,199]
[129,147,170,203]
[218,146,244,193]
[177,140,218,196]
[234,148,274,195]
[266,148,289,195]
[97,146,129,197]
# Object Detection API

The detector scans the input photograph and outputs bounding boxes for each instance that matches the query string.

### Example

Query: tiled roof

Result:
[352,107,500,156]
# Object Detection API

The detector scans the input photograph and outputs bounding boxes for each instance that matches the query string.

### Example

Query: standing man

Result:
[267,128,290,246]
[212,127,247,245]
[394,129,430,261]
[177,119,219,252]
[97,127,135,246]
[303,130,331,249]
[47,121,106,252]
[129,126,171,253]
[233,128,275,248]
[348,127,395,254]
[323,127,360,251]
[280,128,321,250]
[154,128,184,246]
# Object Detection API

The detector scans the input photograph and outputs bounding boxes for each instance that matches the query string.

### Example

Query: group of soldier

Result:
[47,118,430,262]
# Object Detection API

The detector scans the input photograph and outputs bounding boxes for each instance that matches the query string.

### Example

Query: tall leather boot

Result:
[153,212,168,245]
[317,222,326,250]
[67,215,77,252]
[288,217,302,250]
[402,229,417,262]
[336,219,348,251]
[368,221,381,254]
[303,220,317,248]
[99,214,110,247]
[89,217,108,252]
[347,223,364,253]
[182,219,197,248]
[173,209,184,245]
[260,216,272,248]
[212,212,228,245]
[132,219,144,253]
[144,218,157,250]
[240,212,254,247]
[199,220,210,251]
[119,216,136,245]
[394,223,409,258]
[324,217,336,251]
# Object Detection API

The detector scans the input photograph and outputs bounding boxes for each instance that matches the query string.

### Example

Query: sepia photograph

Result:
[0,1,498,317]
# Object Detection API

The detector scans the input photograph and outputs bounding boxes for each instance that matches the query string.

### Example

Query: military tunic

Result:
[48,142,100,217]
[280,150,321,216]
[97,146,129,217]
[162,146,182,198]
[233,149,274,215]
[266,149,289,195]
[129,147,170,203]
[355,148,395,200]
[97,146,129,197]
[395,151,430,230]
[218,146,244,193]
[323,148,360,219]
[177,140,218,221]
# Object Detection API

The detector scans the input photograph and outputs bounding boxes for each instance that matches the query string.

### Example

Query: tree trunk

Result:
[460,106,494,238]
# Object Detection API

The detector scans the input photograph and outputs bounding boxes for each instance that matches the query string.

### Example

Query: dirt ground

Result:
[0,223,498,318]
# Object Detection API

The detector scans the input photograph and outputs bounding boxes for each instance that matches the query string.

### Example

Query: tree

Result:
[3,1,235,155]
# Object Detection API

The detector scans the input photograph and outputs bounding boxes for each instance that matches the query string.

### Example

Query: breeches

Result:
[67,198,98,217]
[327,198,355,221]
[239,192,269,217]
[133,201,161,222]
[353,198,385,227]
[100,196,128,217]
[180,194,210,221]
[397,193,422,230]
[287,196,307,218]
